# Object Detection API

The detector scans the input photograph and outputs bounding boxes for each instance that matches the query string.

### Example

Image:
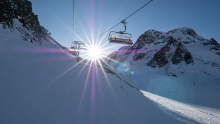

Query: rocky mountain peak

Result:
[144,29,163,37]
[210,38,219,46]
[106,27,219,69]
[202,38,220,54]
[171,42,194,64]
[167,27,197,37]
[146,39,193,68]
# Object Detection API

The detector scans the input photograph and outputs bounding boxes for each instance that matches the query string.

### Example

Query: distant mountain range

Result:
[1,1,220,123]
[108,28,219,63]
[105,27,220,93]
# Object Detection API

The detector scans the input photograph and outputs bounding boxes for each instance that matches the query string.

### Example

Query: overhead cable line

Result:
[94,0,153,40]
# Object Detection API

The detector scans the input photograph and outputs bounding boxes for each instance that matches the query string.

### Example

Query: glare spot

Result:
[86,44,103,61]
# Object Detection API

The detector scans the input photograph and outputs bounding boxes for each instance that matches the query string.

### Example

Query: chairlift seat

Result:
[69,40,87,56]
[109,34,133,45]
[69,48,79,56]
[69,48,79,53]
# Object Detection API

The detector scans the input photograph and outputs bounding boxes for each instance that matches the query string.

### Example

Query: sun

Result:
[86,44,103,61]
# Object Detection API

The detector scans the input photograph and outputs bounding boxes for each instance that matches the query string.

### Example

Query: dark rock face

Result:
[210,38,219,46]
[202,38,219,47]
[147,37,194,68]
[133,35,155,51]
[120,35,155,61]
[0,0,50,43]
[172,42,194,64]
[210,38,220,52]
[147,46,170,68]
[1,0,33,28]
[133,53,146,61]
[202,38,220,55]
[147,37,178,68]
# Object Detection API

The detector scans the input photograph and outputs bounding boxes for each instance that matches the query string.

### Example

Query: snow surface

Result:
[107,27,220,124]
[0,26,189,123]
[142,91,220,124]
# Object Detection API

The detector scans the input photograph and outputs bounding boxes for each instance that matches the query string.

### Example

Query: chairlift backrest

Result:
[110,34,131,40]
[72,41,85,45]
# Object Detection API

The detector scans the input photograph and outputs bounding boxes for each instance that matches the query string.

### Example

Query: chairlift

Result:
[108,20,133,45]
[69,41,86,56]
[70,1,87,56]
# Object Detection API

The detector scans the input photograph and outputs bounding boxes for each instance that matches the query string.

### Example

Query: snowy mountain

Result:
[1,1,220,123]
[106,27,220,123]
[107,27,220,81]
[2,20,220,123]
[108,27,219,66]
[0,21,195,123]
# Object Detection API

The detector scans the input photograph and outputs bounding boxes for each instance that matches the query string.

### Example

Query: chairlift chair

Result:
[109,32,133,45]
[69,44,79,55]
[69,41,86,56]
[108,20,133,45]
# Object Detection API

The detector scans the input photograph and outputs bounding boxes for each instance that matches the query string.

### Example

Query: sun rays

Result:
[85,44,103,61]
[42,2,133,105]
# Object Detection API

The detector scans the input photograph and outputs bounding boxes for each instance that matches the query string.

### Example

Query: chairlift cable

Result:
[124,0,153,21]
[94,0,153,40]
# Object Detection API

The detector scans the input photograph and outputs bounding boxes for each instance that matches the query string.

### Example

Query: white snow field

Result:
[117,66,220,124]
[142,91,220,124]
[0,27,190,123]
[118,56,220,124]
[106,28,220,124]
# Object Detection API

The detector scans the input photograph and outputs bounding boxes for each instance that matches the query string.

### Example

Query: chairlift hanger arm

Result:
[120,20,127,33]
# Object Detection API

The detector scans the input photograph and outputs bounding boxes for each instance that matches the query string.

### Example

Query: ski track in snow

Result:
[141,91,220,124]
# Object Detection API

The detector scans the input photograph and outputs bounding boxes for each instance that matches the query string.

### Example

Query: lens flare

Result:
[87,45,102,61]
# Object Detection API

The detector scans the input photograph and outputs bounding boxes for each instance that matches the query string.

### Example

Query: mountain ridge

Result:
[107,27,220,68]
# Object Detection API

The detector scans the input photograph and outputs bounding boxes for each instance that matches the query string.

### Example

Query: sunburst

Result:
[85,43,104,61]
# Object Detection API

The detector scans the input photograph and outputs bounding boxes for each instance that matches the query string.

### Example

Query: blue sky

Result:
[30,0,220,56]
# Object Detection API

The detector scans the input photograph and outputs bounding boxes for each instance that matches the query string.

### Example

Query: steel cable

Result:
[94,0,153,40]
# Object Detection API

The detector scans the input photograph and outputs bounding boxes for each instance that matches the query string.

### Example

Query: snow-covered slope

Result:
[0,25,190,123]
[106,27,220,123]
[107,27,220,88]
